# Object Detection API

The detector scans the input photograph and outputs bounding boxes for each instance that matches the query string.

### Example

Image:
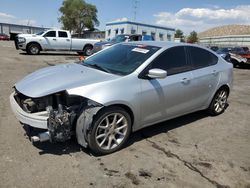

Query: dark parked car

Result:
[242,47,249,52]
[209,46,219,52]
[93,34,154,53]
[230,47,249,54]
[0,33,10,41]
[216,47,232,62]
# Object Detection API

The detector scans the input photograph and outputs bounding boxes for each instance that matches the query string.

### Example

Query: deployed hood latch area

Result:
[47,106,75,142]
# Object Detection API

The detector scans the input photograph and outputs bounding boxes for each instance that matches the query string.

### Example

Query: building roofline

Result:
[106,21,175,31]
[0,22,50,30]
[200,34,250,39]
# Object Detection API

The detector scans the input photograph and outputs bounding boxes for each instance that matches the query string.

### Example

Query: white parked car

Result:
[14,29,100,56]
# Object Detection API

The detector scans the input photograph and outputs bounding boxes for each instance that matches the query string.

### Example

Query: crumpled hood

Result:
[15,63,119,98]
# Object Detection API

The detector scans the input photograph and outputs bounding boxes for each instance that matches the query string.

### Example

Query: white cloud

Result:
[108,17,128,23]
[154,5,250,34]
[0,12,37,26]
[0,12,15,19]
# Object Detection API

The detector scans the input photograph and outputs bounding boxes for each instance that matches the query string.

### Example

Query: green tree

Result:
[58,0,99,35]
[175,29,184,39]
[187,31,198,43]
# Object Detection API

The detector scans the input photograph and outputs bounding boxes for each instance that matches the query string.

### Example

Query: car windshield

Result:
[110,35,128,42]
[36,31,44,35]
[242,47,249,51]
[81,43,160,76]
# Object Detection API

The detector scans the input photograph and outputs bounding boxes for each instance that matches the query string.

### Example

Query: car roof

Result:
[127,41,203,49]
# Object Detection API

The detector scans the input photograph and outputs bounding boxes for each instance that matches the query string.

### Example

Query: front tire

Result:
[77,51,83,55]
[88,107,132,155]
[208,87,229,116]
[27,43,40,55]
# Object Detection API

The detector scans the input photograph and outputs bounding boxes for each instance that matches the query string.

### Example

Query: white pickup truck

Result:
[14,29,100,56]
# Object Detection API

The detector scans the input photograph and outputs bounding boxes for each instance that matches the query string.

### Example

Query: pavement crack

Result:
[146,139,230,188]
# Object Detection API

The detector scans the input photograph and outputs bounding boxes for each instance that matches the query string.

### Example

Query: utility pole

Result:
[133,0,139,21]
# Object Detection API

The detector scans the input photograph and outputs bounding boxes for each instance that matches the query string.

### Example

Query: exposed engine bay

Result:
[13,88,103,146]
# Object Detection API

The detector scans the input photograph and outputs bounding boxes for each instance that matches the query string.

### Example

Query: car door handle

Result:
[66,39,70,41]
[181,78,190,84]
[53,38,57,41]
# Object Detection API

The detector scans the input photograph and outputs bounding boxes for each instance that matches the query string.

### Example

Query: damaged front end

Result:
[11,89,103,147]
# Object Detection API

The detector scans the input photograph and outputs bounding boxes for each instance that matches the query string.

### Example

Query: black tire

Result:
[231,59,239,68]
[208,87,229,116]
[77,51,84,55]
[27,43,40,55]
[83,45,93,56]
[88,106,132,155]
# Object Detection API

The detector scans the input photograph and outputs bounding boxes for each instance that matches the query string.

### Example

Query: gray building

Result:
[105,20,175,41]
[0,22,49,39]
[198,25,250,47]
[199,35,250,47]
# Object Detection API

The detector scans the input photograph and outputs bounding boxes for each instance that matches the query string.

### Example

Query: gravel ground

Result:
[0,41,250,188]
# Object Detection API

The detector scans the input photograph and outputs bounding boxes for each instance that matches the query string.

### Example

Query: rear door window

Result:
[188,46,218,69]
[58,31,68,38]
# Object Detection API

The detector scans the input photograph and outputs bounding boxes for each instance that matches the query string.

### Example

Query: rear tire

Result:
[208,87,229,116]
[88,106,132,155]
[27,43,40,55]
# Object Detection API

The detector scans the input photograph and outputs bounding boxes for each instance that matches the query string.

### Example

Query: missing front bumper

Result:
[9,92,48,129]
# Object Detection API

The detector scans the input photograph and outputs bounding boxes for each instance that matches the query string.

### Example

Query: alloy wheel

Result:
[95,113,128,150]
[30,46,39,54]
[214,90,228,113]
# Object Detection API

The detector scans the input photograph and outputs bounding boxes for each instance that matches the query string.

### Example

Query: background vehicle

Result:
[216,47,232,62]
[208,46,219,52]
[14,29,100,55]
[0,33,10,41]
[10,42,233,155]
[93,34,154,53]
[229,47,250,67]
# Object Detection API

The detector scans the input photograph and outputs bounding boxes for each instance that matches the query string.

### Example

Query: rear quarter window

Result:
[188,46,218,69]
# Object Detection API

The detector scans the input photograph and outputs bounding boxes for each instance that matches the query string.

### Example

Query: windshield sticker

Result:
[132,48,149,54]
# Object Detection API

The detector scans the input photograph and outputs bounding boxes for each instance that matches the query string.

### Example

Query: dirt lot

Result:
[0,41,249,188]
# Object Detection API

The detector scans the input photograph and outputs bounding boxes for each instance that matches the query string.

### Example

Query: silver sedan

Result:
[10,41,233,154]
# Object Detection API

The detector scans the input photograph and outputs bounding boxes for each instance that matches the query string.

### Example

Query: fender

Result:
[76,106,103,147]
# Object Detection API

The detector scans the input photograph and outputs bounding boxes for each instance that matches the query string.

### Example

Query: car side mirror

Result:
[147,68,167,79]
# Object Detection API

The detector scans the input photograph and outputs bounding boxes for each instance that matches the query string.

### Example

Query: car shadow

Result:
[124,110,208,150]
[33,138,82,156]
[22,125,82,156]
[28,110,210,156]
[234,64,250,69]
[19,52,80,57]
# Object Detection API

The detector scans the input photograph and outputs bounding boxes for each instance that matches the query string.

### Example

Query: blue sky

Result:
[0,0,250,33]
